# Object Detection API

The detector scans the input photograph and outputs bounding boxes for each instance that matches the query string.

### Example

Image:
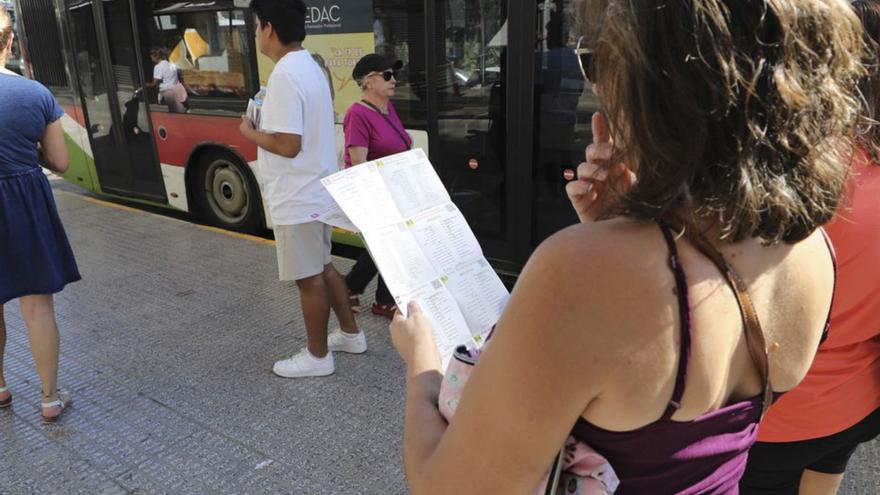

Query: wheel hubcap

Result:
[205,159,249,224]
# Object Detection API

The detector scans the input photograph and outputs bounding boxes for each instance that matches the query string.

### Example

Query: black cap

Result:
[352,54,403,82]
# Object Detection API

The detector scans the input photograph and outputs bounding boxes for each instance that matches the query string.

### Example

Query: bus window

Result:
[432,1,508,240]
[145,7,254,112]
[531,0,601,246]
[371,1,427,131]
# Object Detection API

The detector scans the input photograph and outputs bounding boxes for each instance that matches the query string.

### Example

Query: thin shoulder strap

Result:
[686,232,774,418]
[817,227,838,344]
[657,224,692,420]
[360,100,412,150]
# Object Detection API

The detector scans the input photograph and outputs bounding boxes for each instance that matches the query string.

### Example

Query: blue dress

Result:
[0,73,80,304]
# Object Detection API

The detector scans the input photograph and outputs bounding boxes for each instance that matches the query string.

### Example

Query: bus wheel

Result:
[195,150,263,233]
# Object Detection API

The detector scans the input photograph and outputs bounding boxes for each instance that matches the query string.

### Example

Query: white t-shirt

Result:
[258,49,337,225]
[152,60,179,92]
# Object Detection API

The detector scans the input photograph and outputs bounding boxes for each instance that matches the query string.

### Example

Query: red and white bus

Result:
[13,0,599,273]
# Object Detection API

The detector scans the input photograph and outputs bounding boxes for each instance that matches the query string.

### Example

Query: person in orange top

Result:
[740,2,880,494]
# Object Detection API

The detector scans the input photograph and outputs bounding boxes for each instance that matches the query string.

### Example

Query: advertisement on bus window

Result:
[257,0,375,120]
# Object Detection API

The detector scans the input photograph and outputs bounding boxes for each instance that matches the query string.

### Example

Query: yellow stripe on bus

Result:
[82,196,145,214]
[195,224,276,246]
[81,194,275,246]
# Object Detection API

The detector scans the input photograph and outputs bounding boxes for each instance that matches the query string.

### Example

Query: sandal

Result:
[41,389,71,424]
[371,302,397,319]
[0,386,11,409]
[348,290,363,314]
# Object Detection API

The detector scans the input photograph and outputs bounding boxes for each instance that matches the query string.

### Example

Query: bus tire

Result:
[194,149,263,233]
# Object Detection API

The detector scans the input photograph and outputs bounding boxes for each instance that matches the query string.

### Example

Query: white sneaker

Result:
[327,329,367,354]
[272,349,335,378]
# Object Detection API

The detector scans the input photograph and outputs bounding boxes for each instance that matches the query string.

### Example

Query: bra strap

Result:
[686,232,774,418]
[817,227,837,344]
[657,224,692,420]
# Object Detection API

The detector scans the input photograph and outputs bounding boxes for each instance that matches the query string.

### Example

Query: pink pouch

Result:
[439,345,619,495]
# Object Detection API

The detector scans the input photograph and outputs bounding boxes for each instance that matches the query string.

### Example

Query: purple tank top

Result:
[571,224,835,494]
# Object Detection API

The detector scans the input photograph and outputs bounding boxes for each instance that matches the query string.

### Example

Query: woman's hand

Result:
[565,113,636,223]
[391,302,443,375]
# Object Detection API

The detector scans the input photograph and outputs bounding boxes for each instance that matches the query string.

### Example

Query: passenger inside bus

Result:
[145,47,188,113]
[145,5,252,110]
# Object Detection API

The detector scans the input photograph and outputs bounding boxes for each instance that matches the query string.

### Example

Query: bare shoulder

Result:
[756,229,836,389]
[503,219,679,373]
[526,218,672,298]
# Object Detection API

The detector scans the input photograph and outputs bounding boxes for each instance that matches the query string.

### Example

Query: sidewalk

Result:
[0,183,877,494]
[1,186,406,494]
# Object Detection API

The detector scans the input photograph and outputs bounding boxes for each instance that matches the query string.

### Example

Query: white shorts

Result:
[274,222,332,281]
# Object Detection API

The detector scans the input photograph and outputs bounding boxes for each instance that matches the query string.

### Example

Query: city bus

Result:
[11,0,599,274]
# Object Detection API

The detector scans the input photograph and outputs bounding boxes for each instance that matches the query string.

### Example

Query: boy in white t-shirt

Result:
[240,0,364,378]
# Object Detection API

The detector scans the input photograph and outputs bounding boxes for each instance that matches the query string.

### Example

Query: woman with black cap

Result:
[343,53,412,319]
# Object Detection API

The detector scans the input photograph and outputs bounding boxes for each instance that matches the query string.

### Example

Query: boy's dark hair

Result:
[249,0,307,44]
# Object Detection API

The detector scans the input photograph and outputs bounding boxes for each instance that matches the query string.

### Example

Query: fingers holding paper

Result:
[391,301,443,373]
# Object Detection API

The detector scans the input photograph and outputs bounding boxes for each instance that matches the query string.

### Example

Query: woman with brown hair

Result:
[389,0,864,493]
[741,2,880,493]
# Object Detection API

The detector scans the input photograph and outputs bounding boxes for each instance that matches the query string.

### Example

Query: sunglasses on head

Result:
[575,36,596,83]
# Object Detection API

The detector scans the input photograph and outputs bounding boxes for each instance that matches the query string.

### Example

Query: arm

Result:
[239,117,302,158]
[243,73,305,158]
[343,107,371,166]
[391,230,617,494]
[146,64,162,89]
[40,119,69,173]
[348,146,368,165]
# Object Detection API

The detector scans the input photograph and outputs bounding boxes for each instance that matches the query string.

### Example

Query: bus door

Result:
[66,0,165,201]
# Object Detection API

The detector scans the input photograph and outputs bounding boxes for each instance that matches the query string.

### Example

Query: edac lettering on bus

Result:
[306,5,341,25]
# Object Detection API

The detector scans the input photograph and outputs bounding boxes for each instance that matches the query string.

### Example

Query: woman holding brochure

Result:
[342,53,412,319]
[389,0,860,493]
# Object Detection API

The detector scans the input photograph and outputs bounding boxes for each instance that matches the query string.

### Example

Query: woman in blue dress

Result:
[0,8,80,423]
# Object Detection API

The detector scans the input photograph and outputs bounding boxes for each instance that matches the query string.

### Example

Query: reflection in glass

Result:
[435,0,507,239]
[373,0,426,127]
[531,0,601,246]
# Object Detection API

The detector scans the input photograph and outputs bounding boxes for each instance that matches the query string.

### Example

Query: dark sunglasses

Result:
[375,69,397,82]
[575,36,595,83]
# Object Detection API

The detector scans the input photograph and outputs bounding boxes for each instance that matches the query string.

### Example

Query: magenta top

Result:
[342,101,412,168]
[571,223,834,494]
